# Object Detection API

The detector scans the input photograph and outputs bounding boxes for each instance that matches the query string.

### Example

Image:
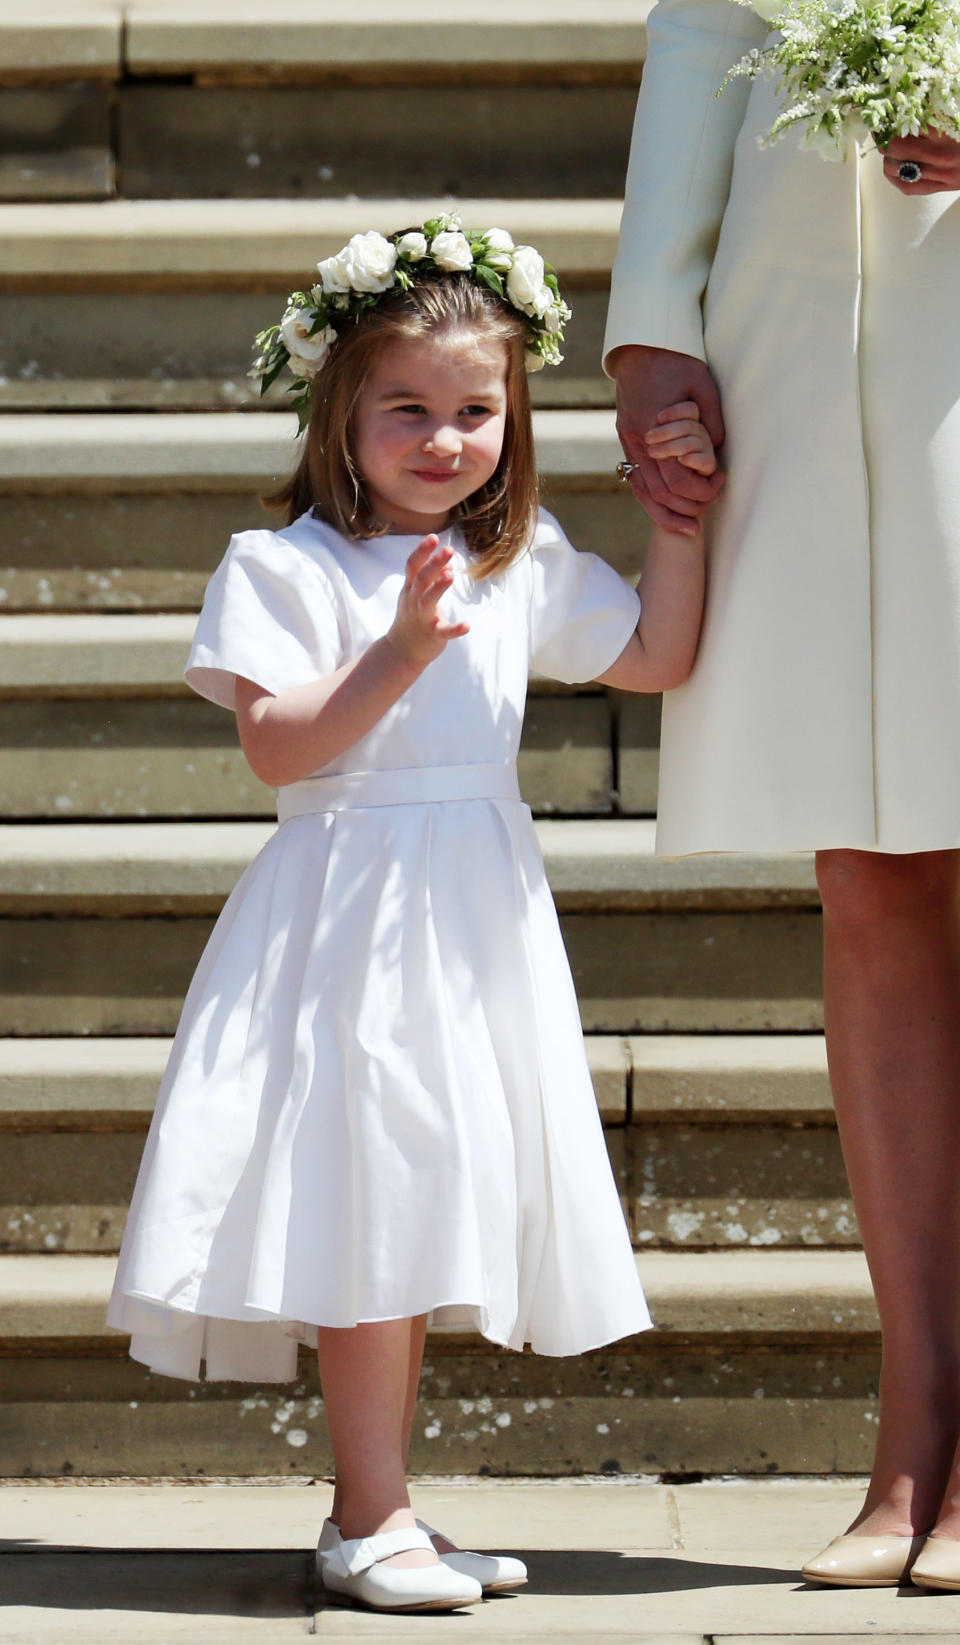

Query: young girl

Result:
[108,215,715,1614]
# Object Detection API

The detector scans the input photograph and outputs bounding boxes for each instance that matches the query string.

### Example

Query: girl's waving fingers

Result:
[389,536,469,665]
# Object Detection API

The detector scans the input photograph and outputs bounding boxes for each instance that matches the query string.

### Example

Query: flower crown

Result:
[250,213,572,428]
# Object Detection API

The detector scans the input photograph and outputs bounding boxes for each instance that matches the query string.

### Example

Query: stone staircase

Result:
[0,2,878,1481]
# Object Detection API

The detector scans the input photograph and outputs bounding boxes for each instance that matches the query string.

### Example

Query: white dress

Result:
[107,507,652,1382]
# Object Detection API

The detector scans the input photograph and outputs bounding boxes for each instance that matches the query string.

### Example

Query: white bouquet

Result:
[727,0,960,157]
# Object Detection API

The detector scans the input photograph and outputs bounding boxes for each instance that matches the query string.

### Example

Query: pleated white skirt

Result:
[108,767,650,1381]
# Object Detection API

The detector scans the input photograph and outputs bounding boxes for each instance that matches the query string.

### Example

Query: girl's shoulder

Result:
[223,511,346,592]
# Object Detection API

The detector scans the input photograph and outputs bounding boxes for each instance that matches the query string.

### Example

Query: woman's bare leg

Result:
[318,1316,436,1569]
[817,848,960,1538]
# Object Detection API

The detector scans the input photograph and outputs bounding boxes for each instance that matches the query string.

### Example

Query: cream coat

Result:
[605,0,960,854]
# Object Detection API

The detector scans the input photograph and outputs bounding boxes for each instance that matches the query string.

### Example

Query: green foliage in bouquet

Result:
[726,0,960,156]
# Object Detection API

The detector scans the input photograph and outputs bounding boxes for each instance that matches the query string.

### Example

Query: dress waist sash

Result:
[277,762,522,821]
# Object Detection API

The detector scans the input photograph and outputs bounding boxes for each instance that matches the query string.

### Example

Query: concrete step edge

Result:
[0,1034,628,1127]
[0,198,622,281]
[0,1033,834,1126]
[0,615,605,696]
[0,409,621,491]
[0,11,120,80]
[4,2,651,80]
[0,820,820,910]
[0,1248,878,1342]
[128,1,650,74]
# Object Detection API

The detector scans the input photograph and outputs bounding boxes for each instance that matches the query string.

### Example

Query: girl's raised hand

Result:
[386,535,470,668]
[644,400,718,478]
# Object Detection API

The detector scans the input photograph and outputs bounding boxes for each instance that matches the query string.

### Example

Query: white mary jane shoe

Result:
[417,1517,528,1592]
[320,1524,483,1612]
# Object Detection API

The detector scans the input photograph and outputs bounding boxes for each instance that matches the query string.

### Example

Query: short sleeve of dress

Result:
[185,530,344,710]
[528,510,641,684]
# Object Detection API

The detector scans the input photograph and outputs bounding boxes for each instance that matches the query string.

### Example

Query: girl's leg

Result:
[396,1315,459,1555]
[401,1314,428,1467]
[816,847,960,1538]
[318,1316,436,1569]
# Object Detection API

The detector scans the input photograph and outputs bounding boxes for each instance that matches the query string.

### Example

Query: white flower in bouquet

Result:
[730,0,960,157]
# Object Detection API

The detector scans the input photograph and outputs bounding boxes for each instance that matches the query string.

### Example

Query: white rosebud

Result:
[542,303,563,335]
[396,231,428,262]
[484,230,514,273]
[524,347,546,373]
[430,229,474,271]
[505,245,547,316]
[280,309,338,370]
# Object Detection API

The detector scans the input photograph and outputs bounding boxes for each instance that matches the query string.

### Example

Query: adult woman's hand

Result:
[612,345,725,538]
[884,131,960,195]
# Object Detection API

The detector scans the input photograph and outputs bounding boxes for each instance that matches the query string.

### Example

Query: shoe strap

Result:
[337,1526,435,1575]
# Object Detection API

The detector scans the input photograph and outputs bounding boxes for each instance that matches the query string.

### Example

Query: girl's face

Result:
[352,330,510,535]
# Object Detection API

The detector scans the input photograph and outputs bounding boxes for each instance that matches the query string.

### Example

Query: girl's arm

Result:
[596,400,712,694]
[235,535,467,787]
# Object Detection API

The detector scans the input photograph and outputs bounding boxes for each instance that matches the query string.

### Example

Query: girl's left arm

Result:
[595,524,705,694]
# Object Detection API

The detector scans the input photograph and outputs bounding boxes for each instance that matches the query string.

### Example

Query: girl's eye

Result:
[393,403,426,416]
[462,405,492,419]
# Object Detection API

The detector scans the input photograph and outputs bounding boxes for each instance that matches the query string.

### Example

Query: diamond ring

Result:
[898,160,923,184]
[616,461,640,482]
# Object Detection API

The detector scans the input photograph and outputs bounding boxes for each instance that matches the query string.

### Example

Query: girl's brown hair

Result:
[267,273,539,580]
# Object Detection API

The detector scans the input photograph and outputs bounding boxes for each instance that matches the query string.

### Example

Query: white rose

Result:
[280,310,337,370]
[430,229,474,271]
[339,231,398,293]
[505,245,547,315]
[396,231,428,262]
[315,252,352,294]
[286,350,319,380]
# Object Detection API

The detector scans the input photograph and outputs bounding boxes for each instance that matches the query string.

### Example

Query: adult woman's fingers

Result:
[883,131,960,193]
[613,344,726,516]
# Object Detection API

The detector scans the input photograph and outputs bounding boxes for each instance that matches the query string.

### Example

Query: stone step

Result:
[4,4,650,86]
[0,1248,879,1478]
[2,7,648,206]
[0,613,653,819]
[0,820,819,915]
[1,823,822,1036]
[0,407,648,611]
[1,1034,832,1130]
[0,1035,850,1257]
[0,1034,621,1255]
[0,200,618,410]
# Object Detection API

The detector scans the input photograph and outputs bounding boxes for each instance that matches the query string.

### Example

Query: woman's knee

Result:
[815,848,960,932]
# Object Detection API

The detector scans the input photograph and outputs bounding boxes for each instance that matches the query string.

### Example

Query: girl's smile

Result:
[352,332,509,534]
